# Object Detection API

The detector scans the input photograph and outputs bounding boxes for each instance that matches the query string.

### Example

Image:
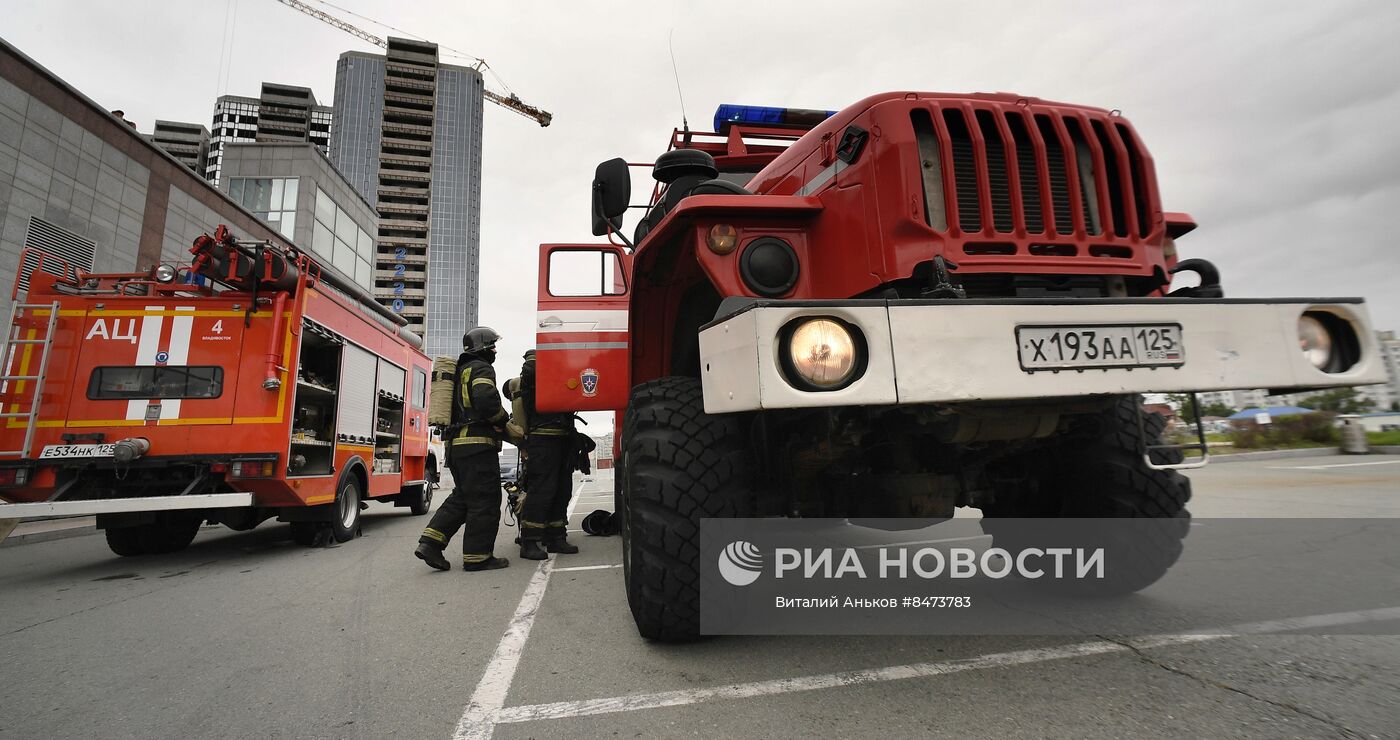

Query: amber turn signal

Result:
[707,224,738,255]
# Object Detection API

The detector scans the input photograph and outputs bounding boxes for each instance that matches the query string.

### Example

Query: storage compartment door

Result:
[337,343,377,446]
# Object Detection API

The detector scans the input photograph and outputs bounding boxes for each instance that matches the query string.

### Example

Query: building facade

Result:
[204,83,332,186]
[0,39,300,321]
[217,142,377,291]
[331,38,484,358]
[148,120,209,174]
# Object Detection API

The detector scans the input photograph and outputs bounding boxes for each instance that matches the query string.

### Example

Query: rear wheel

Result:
[105,526,145,557]
[104,513,202,557]
[329,475,362,543]
[620,377,753,642]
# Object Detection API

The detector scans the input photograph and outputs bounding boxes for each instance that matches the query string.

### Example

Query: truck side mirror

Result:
[591,158,631,237]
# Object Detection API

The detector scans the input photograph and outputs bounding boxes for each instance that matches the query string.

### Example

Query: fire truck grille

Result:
[912,105,1151,240]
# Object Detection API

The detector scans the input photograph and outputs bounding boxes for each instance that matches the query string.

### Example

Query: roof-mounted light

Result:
[713,104,835,133]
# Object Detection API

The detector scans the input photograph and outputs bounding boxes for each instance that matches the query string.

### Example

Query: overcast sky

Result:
[6,0,1399,426]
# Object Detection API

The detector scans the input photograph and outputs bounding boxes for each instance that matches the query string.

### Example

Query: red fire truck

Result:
[535,95,1388,641]
[0,226,435,556]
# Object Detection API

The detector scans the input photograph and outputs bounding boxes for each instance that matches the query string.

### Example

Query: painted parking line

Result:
[492,605,1400,727]
[454,481,592,739]
[554,563,622,573]
[453,558,555,740]
[1268,460,1400,471]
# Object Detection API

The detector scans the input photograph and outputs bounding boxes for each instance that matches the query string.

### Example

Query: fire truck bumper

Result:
[0,492,253,519]
[697,297,1386,413]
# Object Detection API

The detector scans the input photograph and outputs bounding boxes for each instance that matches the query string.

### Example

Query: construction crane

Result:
[274,0,552,127]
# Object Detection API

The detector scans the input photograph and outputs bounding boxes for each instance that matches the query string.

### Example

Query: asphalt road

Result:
[2,454,1398,739]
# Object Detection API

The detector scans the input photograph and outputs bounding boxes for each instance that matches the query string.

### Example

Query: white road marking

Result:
[1269,460,1400,471]
[493,605,1400,726]
[453,558,556,740]
[554,563,622,573]
[453,480,593,739]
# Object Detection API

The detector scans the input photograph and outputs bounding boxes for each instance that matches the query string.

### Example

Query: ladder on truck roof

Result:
[0,300,60,458]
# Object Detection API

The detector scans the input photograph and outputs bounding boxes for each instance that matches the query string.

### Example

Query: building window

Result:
[313,187,373,289]
[229,177,299,238]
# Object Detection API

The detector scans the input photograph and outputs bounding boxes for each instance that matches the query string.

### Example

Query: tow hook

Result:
[1168,258,1224,298]
[112,437,151,464]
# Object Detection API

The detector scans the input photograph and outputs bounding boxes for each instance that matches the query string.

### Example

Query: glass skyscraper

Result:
[330,38,484,358]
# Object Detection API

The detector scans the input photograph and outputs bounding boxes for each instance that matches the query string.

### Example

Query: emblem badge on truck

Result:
[580,368,599,397]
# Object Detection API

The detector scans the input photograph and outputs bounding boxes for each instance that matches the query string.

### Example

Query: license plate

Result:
[38,444,116,459]
[1016,324,1184,371]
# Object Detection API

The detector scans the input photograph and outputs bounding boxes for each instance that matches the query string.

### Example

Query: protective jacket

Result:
[450,353,508,455]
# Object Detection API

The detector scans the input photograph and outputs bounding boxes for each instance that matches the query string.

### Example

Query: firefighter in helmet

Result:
[414,327,511,571]
[516,348,580,560]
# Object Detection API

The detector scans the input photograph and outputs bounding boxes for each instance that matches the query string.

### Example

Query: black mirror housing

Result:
[591,158,631,236]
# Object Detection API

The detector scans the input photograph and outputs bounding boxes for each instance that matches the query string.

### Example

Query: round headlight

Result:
[787,319,858,389]
[154,264,177,283]
[1297,314,1333,369]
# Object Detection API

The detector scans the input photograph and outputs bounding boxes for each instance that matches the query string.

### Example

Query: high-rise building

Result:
[205,83,333,185]
[148,120,209,174]
[330,37,484,358]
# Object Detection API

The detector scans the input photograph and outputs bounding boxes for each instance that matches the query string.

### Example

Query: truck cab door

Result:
[535,244,630,413]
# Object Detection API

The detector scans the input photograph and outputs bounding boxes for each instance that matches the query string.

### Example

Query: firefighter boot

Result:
[462,555,510,571]
[414,542,451,571]
[519,539,549,560]
[544,537,579,554]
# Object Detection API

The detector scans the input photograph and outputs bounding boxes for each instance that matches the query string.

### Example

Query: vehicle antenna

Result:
[668,28,689,132]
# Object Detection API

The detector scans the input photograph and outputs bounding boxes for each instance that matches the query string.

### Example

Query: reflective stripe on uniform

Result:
[547,520,567,528]
[463,553,491,564]
[520,520,546,529]
[531,428,571,436]
[471,377,496,387]
[422,527,447,544]
[452,436,501,446]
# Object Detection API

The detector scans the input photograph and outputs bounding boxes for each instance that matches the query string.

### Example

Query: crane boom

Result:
[273,0,552,126]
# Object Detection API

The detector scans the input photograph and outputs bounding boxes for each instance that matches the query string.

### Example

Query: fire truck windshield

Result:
[86,366,224,400]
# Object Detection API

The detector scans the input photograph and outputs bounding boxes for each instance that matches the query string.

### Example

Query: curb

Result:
[0,517,98,548]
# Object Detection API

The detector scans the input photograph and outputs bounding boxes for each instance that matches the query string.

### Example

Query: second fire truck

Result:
[0,226,435,556]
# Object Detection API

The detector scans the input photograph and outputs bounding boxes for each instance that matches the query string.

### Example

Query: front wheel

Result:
[620,377,753,642]
[983,396,1192,595]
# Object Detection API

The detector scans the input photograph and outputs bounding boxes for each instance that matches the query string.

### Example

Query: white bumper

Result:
[698,298,1385,413]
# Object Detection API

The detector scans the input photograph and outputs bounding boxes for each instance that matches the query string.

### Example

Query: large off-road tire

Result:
[983,396,1192,594]
[620,377,753,642]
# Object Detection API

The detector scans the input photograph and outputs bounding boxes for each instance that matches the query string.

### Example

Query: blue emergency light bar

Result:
[713,104,836,133]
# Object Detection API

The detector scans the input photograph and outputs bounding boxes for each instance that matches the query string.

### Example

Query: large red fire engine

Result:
[534,95,1388,641]
[0,226,435,556]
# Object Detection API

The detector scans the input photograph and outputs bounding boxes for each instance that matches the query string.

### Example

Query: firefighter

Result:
[414,327,511,572]
[516,349,580,560]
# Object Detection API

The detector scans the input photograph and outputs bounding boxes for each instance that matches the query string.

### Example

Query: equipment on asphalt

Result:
[0,225,435,557]
[581,509,619,536]
[530,94,1389,641]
